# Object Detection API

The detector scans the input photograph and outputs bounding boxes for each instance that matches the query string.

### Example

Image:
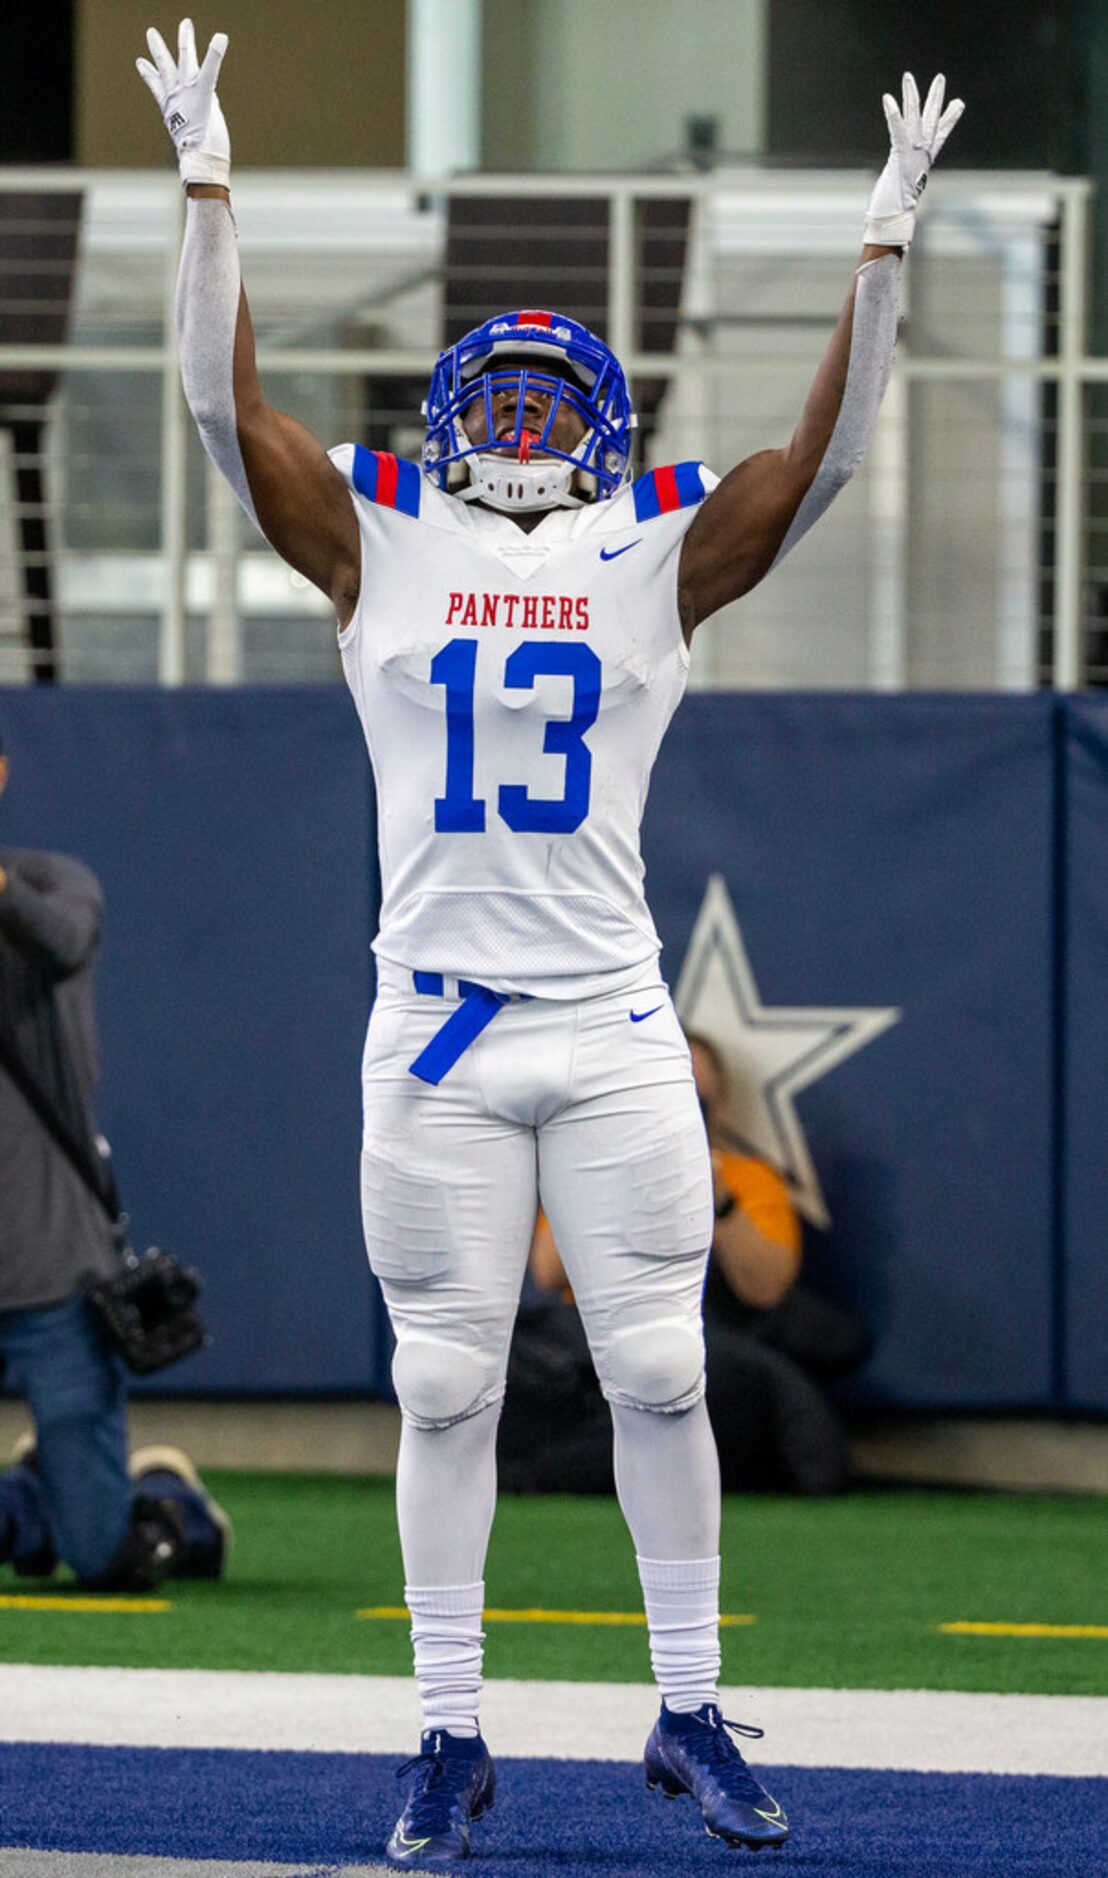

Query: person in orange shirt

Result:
[690,1031,802,1313]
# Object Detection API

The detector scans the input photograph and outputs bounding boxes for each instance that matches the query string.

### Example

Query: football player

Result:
[138,22,961,1864]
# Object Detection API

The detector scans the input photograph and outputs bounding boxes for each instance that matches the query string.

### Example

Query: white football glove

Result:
[864,72,964,247]
[137,17,231,188]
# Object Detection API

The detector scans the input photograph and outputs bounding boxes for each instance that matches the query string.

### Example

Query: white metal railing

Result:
[0,166,1096,688]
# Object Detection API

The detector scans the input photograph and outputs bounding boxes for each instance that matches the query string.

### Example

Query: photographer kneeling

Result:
[0,730,228,1589]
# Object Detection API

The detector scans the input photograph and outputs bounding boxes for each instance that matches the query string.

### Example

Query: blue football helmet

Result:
[422,310,636,512]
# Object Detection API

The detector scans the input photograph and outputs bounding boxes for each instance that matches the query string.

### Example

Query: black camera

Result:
[84,1247,209,1375]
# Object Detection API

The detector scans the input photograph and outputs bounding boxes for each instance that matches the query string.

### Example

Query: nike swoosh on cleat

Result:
[393,1831,432,1851]
[629,1005,664,1023]
[754,1800,788,1825]
[600,540,642,560]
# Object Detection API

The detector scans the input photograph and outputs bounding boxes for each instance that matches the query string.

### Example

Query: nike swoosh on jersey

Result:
[599,540,643,560]
[629,1004,664,1022]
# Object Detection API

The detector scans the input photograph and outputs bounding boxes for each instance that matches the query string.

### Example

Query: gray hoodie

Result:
[0,847,119,1310]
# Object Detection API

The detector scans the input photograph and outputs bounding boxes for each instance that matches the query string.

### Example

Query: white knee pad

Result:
[392,1336,503,1431]
[599,1318,706,1414]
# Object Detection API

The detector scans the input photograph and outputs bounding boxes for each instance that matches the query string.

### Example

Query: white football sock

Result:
[394,1399,501,1737]
[395,1400,500,1584]
[610,1398,723,1712]
[611,1396,721,1559]
[405,1580,485,1738]
[637,1554,721,1713]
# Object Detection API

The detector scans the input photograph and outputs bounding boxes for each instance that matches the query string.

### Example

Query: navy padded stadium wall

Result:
[0,685,1097,1410]
[1060,698,1108,1413]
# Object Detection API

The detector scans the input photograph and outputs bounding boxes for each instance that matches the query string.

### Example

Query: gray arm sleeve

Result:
[769,253,900,570]
[176,196,260,529]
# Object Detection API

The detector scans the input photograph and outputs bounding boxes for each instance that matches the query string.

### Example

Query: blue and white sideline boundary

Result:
[0,1665,1104,1777]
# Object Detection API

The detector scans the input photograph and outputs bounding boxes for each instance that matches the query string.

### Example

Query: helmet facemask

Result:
[423,315,636,513]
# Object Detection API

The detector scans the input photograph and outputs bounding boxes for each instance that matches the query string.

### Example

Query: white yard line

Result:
[0,1666,1104,1777]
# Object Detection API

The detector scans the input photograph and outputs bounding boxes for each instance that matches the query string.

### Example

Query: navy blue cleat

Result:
[644,1703,789,1850]
[386,1728,495,1866]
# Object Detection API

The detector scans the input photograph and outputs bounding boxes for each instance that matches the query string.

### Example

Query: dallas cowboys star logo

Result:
[674,875,900,1228]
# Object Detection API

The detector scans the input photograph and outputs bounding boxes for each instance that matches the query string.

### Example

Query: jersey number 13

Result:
[431,637,601,835]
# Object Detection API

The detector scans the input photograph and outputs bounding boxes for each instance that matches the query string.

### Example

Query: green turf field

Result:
[1,1474,1104,1696]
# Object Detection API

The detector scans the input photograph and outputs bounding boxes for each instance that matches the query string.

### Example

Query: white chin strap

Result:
[456,453,584,513]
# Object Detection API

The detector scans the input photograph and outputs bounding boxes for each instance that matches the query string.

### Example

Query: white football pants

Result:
[360,961,714,1428]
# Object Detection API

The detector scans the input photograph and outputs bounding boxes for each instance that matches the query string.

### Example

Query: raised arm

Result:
[678,73,964,636]
[137,20,360,624]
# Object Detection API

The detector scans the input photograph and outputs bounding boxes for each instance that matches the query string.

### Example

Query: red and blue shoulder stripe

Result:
[351,446,422,518]
[631,461,706,522]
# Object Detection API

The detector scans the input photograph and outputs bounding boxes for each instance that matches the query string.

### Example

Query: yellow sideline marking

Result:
[941,1621,1108,1640]
[0,1594,171,1614]
[358,1605,756,1628]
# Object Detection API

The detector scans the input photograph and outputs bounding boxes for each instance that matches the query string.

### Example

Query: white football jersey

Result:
[331,446,718,999]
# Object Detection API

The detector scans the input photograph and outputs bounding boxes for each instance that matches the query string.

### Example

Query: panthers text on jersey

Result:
[331,446,719,999]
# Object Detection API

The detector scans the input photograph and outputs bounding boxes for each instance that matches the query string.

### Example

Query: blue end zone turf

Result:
[1,1745,1106,1875]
